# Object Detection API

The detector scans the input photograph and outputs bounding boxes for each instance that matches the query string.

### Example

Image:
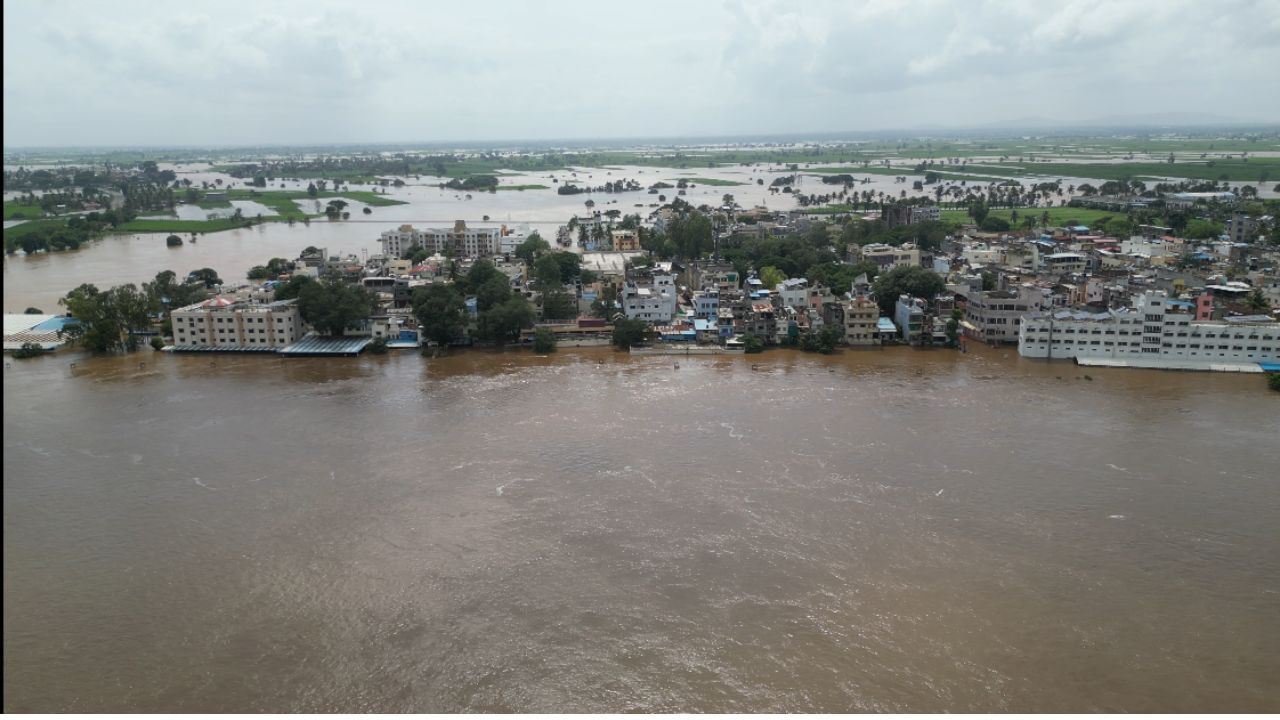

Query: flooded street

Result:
[4,346,1278,712]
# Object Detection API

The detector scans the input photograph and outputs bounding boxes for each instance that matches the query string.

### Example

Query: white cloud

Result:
[3,0,1277,147]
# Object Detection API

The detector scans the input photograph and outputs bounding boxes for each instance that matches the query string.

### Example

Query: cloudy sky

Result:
[4,0,1279,148]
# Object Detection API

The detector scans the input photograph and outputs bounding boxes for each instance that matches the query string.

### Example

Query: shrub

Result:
[533,327,556,353]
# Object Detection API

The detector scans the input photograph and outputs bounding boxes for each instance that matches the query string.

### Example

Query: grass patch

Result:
[939,207,1129,227]
[4,202,53,220]
[496,184,550,191]
[114,218,255,234]
[2,218,69,238]
[681,177,747,186]
[985,159,1280,183]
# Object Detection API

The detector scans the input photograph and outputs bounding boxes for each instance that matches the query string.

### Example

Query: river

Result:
[4,345,1278,712]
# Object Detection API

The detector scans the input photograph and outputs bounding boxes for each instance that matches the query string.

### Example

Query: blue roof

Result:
[1259,362,1280,372]
[31,316,79,332]
[693,318,712,331]
[876,317,897,331]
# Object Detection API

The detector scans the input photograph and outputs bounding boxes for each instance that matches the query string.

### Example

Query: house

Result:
[610,229,641,252]
[963,284,1049,344]
[893,295,927,344]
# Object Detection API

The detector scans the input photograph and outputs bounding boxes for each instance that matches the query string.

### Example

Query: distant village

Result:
[6,196,1280,374]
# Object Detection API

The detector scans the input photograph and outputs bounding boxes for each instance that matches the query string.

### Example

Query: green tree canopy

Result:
[872,266,946,316]
[296,279,373,336]
[612,317,649,349]
[515,233,551,264]
[476,296,534,346]
[760,266,787,290]
[412,284,466,348]
[59,283,155,353]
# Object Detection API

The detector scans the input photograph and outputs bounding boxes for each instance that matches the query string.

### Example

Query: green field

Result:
[225,189,407,214]
[680,177,747,186]
[1,218,68,238]
[939,207,1129,227]
[114,218,254,234]
[496,184,550,191]
[985,159,1280,183]
[3,202,52,220]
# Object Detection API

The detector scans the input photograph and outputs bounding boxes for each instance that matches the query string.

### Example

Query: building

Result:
[1017,290,1280,372]
[882,204,940,227]
[692,289,720,319]
[622,273,678,323]
[860,243,927,271]
[1042,252,1088,276]
[1226,212,1263,244]
[610,229,641,252]
[843,296,880,346]
[964,285,1048,344]
[379,221,505,258]
[172,297,303,348]
[893,295,927,344]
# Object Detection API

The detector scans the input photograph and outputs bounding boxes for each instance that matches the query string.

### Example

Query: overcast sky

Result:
[4,0,1279,148]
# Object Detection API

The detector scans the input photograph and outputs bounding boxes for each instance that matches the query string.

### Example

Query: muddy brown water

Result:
[3,345,1278,712]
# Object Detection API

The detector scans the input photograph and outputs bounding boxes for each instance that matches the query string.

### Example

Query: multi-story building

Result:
[692,289,720,319]
[893,295,927,344]
[1018,290,1280,371]
[860,243,927,271]
[882,204,940,227]
[843,295,879,346]
[610,229,641,252]
[964,285,1048,344]
[379,221,506,258]
[172,297,303,348]
[1226,212,1261,244]
[622,273,678,323]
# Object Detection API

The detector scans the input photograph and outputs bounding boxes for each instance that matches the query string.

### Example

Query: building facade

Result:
[1018,291,1280,371]
[380,221,506,258]
[172,297,302,348]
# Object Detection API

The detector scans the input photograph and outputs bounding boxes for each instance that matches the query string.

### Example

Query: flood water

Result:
[4,346,1279,712]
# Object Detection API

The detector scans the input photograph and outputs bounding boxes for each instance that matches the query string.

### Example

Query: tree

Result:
[307,182,318,198]
[368,336,388,354]
[412,284,465,348]
[532,254,565,292]
[1183,219,1223,239]
[296,279,373,336]
[612,317,649,349]
[59,283,154,353]
[166,234,183,247]
[1245,289,1271,314]
[760,265,787,290]
[1269,372,1280,392]
[514,233,550,264]
[541,289,576,321]
[742,333,765,353]
[872,266,946,316]
[590,285,619,318]
[979,217,1010,232]
[475,274,513,313]
[274,275,316,301]
[11,342,45,359]
[23,307,43,314]
[533,327,556,353]
[476,296,534,345]
[149,336,165,351]
[551,251,583,284]
[188,268,222,289]
[945,308,963,346]
[969,198,989,226]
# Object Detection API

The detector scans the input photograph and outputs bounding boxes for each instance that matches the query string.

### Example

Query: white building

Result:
[379,221,507,258]
[1018,291,1279,372]
[622,273,678,323]
[172,297,303,348]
